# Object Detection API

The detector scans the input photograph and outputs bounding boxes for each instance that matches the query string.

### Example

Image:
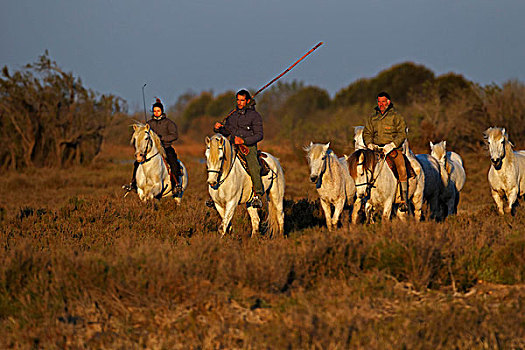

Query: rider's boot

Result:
[122,161,139,192]
[399,181,409,213]
[171,175,182,196]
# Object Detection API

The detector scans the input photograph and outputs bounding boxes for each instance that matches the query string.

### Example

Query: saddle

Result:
[383,150,416,181]
[238,149,271,176]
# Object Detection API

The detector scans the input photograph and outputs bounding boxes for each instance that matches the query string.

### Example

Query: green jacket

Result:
[363,104,407,149]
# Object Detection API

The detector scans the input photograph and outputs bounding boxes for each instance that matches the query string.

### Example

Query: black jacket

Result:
[216,105,263,146]
[147,114,178,148]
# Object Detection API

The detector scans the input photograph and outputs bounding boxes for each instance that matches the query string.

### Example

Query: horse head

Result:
[430,141,447,168]
[205,134,230,188]
[304,142,330,184]
[484,127,512,170]
[347,149,377,199]
[353,126,366,150]
[131,123,163,163]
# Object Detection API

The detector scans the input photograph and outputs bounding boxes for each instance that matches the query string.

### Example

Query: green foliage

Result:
[179,91,213,132]
[334,61,435,106]
[0,52,124,169]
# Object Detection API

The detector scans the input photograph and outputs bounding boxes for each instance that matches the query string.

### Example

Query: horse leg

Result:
[332,198,345,229]
[506,188,519,215]
[247,207,260,237]
[351,197,362,224]
[382,199,394,222]
[320,198,333,231]
[365,202,374,224]
[491,189,505,215]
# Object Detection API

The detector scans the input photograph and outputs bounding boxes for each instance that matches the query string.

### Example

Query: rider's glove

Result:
[214,122,223,131]
[367,143,379,151]
[383,142,396,155]
[234,136,244,145]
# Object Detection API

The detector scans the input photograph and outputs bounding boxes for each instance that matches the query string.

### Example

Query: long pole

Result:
[253,41,323,99]
[221,41,324,123]
[142,84,147,123]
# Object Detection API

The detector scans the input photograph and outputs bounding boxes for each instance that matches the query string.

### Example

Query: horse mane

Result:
[347,149,376,178]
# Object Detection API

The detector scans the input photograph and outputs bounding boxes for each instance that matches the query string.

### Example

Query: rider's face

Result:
[377,96,390,113]
[153,107,163,117]
[236,95,250,110]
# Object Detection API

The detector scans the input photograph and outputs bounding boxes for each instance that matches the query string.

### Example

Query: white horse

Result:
[484,127,525,215]
[353,127,424,222]
[430,141,466,215]
[205,134,285,237]
[399,140,443,221]
[353,126,367,150]
[131,123,188,203]
[347,148,423,223]
[304,142,356,231]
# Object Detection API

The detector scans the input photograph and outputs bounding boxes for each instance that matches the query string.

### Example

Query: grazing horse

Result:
[430,141,466,215]
[205,134,285,237]
[347,149,423,223]
[484,127,525,215]
[131,123,188,203]
[304,142,356,231]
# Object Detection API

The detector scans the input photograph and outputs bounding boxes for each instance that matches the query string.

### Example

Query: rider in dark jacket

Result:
[123,98,182,195]
[212,89,264,208]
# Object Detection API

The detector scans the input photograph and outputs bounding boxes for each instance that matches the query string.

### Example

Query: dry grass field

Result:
[1,137,524,349]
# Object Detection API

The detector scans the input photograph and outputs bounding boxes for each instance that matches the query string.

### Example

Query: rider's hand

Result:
[383,142,396,155]
[367,143,379,151]
[234,136,244,145]
[214,122,223,131]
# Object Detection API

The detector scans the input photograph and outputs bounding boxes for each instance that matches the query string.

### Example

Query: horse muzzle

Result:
[491,158,502,169]
[310,175,318,183]
[136,153,145,163]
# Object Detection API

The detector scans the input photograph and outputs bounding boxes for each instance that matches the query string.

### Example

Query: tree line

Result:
[2,55,524,170]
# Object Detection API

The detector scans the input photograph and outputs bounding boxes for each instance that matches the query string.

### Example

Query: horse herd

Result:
[130,123,525,237]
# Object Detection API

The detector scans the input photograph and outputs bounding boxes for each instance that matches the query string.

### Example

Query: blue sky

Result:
[2,0,524,111]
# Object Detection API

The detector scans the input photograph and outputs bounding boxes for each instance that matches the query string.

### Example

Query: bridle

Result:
[135,130,159,164]
[354,151,387,198]
[313,150,330,188]
[206,137,236,188]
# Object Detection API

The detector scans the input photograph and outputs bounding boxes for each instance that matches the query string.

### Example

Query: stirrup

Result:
[173,184,183,195]
[249,196,263,209]
[122,182,136,192]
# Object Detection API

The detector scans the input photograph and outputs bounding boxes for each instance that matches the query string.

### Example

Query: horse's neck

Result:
[501,142,516,168]
[439,159,450,187]
[324,154,339,181]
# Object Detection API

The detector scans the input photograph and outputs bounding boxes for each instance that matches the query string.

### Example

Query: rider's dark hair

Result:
[236,89,252,100]
[377,91,391,100]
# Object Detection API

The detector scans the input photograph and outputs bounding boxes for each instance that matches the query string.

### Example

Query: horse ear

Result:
[443,140,446,149]
[133,124,139,131]
[205,136,210,146]
[502,128,507,137]
[145,124,150,131]
[429,141,434,148]
[325,142,330,150]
